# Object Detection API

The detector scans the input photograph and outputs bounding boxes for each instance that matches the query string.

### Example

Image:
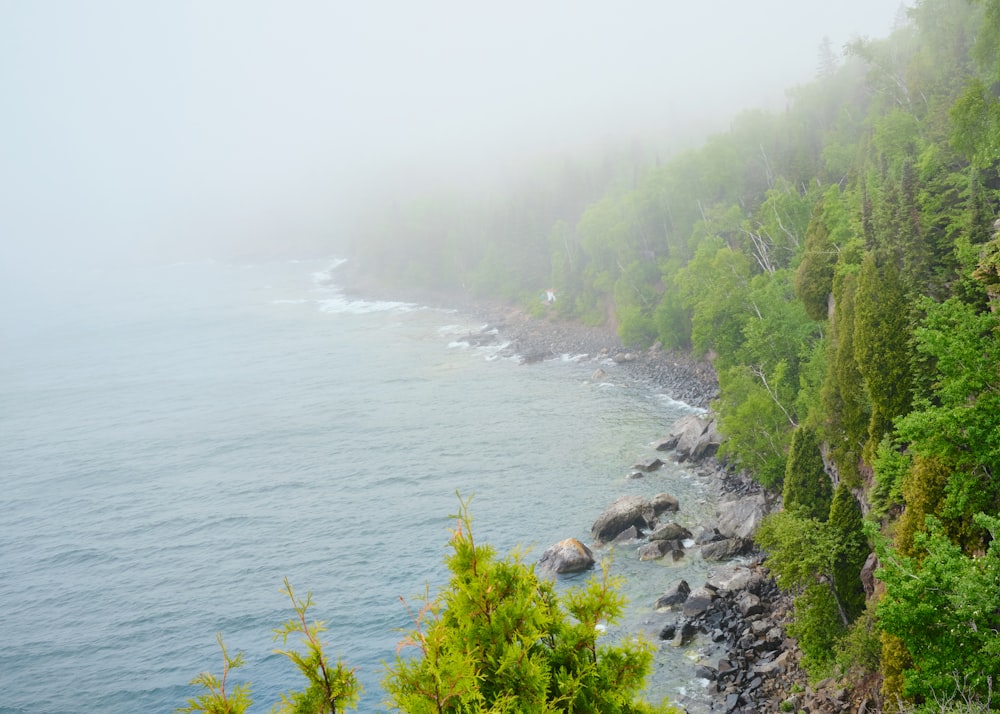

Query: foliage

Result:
[272,577,362,714]
[177,634,253,714]
[382,497,677,713]
[782,425,833,520]
[876,514,1000,706]
[852,252,913,464]
[827,483,868,620]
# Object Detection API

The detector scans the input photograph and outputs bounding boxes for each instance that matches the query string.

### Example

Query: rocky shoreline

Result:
[454,308,868,713]
[340,274,863,713]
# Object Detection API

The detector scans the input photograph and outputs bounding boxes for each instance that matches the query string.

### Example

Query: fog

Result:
[1,0,905,274]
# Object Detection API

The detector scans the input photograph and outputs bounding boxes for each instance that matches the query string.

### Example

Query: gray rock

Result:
[706,564,754,591]
[701,537,750,561]
[715,494,769,539]
[611,525,640,543]
[694,525,724,544]
[591,495,654,543]
[637,540,672,561]
[537,538,595,574]
[631,456,663,472]
[663,413,723,462]
[736,591,764,617]
[682,586,716,617]
[648,521,692,542]
[650,492,680,514]
[654,579,690,610]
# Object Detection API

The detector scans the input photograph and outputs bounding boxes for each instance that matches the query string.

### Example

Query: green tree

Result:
[177,634,253,714]
[756,511,847,678]
[382,498,676,713]
[782,425,833,520]
[273,578,362,714]
[853,251,912,463]
[827,483,868,620]
[875,514,1000,707]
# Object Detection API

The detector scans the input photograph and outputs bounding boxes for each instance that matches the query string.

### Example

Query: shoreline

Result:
[336,266,719,410]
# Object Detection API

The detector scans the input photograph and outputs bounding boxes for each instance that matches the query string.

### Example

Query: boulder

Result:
[654,579,691,610]
[650,492,680,514]
[631,456,663,472]
[591,496,654,543]
[537,538,595,574]
[659,413,723,462]
[637,540,672,561]
[694,525,724,545]
[611,525,641,543]
[701,537,751,561]
[715,494,769,539]
[648,521,692,542]
[682,586,717,617]
[706,565,754,592]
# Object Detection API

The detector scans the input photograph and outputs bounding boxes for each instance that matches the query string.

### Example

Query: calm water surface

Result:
[0,259,721,713]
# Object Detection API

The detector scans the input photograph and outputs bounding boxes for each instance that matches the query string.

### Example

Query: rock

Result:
[706,565,754,591]
[701,537,751,561]
[648,521,692,542]
[694,664,717,681]
[665,413,723,462]
[631,456,663,472]
[652,434,681,451]
[672,619,699,646]
[694,525,724,544]
[650,492,680,514]
[626,470,645,480]
[537,538,595,574]
[682,586,717,617]
[861,551,879,597]
[736,591,764,617]
[591,495,654,543]
[654,579,690,610]
[590,367,607,381]
[611,525,640,543]
[637,540,672,561]
[715,494,769,539]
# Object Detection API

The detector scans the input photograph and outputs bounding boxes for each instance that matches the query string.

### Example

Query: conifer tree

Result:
[383,497,676,713]
[827,483,867,620]
[782,425,833,520]
[821,268,869,488]
[852,252,912,464]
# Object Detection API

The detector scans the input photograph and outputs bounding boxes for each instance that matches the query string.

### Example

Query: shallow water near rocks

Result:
[0,258,723,713]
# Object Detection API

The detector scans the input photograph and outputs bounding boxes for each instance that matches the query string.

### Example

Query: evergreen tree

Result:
[852,252,912,464]
[782,425,833,520]
[827,483,867,620]
[382,498,677,713]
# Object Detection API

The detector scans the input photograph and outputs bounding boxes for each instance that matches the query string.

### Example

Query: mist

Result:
[1,0,905,275]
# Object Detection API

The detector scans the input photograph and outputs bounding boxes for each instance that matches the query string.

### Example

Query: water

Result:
[0,258,721,713]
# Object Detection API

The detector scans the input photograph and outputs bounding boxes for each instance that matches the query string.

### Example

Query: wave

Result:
[318,296,417,315]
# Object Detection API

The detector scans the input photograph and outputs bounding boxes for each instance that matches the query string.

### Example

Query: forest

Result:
[346,0,1000,710]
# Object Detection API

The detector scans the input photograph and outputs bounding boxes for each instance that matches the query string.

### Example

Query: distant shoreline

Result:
[336,264,718,409]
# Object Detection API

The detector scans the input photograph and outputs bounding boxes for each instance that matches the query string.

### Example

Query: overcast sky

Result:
[1,0,906,271]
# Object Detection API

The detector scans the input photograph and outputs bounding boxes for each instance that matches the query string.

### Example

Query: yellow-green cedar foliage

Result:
[382,498,677,713]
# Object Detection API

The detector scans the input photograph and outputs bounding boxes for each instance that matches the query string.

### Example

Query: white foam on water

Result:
[318,296,416,315]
